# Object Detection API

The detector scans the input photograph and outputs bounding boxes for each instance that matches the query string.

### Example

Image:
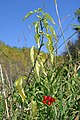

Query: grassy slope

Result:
[0,41,49,81]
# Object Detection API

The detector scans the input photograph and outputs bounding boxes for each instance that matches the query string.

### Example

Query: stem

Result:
[54,0,72,60]
[5,68,13,118]
[44,32,77,65]
[0,64,10,119]
[58,16,76,39]
[26,20,44,83]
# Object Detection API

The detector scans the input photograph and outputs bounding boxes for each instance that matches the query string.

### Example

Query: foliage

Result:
[0,59,80,119]
[63,8,80,60]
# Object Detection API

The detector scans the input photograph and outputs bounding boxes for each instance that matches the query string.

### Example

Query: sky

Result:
[0,0,80,55]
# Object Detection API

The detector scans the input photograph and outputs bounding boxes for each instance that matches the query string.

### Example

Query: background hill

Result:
[0,41,49,81]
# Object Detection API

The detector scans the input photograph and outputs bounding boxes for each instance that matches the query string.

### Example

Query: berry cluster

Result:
[42,96,55,106]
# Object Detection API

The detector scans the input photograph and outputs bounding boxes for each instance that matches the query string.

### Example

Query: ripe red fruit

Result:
[47,96,51,100]
[50,98,55,103]
[42,95,55,106]
[43,96,48,100]
[42,100,46,104]
[47,101,51,106]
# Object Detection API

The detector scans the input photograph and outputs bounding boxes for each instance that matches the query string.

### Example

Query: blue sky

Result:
[0,0,80,55]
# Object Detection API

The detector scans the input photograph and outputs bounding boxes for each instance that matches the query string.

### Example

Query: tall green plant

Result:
[15,8,57,101]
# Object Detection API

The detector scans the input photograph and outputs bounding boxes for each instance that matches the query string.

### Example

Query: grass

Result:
[0,57,80,120]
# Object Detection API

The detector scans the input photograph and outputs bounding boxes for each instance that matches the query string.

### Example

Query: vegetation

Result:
[0,2,80,120]
[0,41,48,81]
[63,8,80,60]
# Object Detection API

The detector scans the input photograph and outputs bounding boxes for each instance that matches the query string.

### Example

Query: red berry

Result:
[47,101,51,106]
[42,100,46,104]
[50,98,55,103]
[43,96,48,100]
[47,96,51,100]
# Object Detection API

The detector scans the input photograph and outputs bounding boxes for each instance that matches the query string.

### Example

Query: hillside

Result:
[0,41,49,81]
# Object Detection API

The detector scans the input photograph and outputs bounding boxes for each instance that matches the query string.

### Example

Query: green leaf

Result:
[30,46,35,66]
[38,8,42,12]
[37,53,46,75]
[34,34,40,48]
[39,58,47,76]
[43,18,49,32]
[71,24,80,28]
[38,53,46,63]
[75,8,80,16]
[34,8,42,13]
[49,44,54,52]
[37,15,42,20]
[45,34,53,51]
[42,66,47,76]
[44,13,56,25]
[46,41,53,53]
[49,26,58,41]
[50,53,54,64]
[45,34,52,41]
[35,61,40,76]
[23,11,34,21]
[15,76,27,102]
[35,22,40,33]
[72,25,80,31]
[31,97,38,118]
[77,68,80,77]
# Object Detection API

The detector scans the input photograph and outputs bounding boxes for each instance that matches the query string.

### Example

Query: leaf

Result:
[72,24,80,31]
[37,15,42,20]
[77,68,80,77]
[33,8,42,14]
[46,41,53,53]
[38,57,46,75]
[31,97,38,118]
[42,66,47,76]
[35,61,40,76]
[75,8,80,16]
[44,13,56,25]
[45,34,52,41]
[35,22,40,33]
[15,76,27,102]
[46,42,49,52]
[45,34,53,52]
[50,53,54,64]
[71,24,80,28]
[30,46,35,66]
[23,11,34,21]
[43,18,49,32]
[49,26,58,41]
[38,58,47,76]
[38,53,46,63]
[34,8,42,13]
[38,8,42,12]
[34,34,40,48]
[37,53,46,75]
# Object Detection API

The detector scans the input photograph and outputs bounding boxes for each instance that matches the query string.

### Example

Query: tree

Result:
[63,8,80,60]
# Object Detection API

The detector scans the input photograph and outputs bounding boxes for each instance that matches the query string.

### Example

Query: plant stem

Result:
[0,64,10,119]
[54,0,72,60]
[43,32,77,65]
[26,20,44,83]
